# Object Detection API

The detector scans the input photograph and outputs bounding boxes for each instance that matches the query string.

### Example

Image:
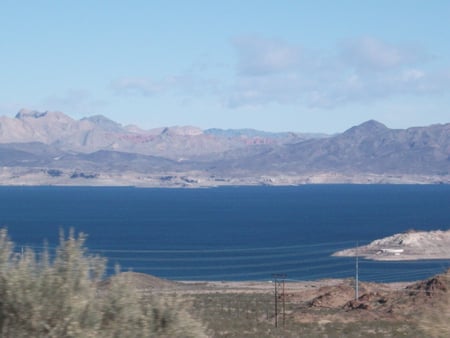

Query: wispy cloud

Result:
[224,35,450,109]
[232,36,302,76]
[108,35,450,112]
[339,36,429,71]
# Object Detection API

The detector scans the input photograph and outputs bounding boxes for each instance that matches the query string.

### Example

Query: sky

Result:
[1,1,450,133]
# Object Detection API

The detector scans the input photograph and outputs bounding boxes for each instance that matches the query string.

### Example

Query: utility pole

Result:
[282,276,286,327]
[272,273,286,328]
[355,241,359,300]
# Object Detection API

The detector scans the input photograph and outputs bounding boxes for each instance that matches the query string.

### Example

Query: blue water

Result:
[1,185,449,282]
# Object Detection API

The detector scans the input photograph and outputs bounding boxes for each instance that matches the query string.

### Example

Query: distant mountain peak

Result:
[344,119,389,136]
[15,109,73,122]
[15,109,48,119]
[83,115,120,125]
[82,115,123,132]
[359,119,388,130]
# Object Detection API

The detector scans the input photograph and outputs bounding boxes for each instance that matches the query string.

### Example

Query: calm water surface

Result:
[0,185,449,281]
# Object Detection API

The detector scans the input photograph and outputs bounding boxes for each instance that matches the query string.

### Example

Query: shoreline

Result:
[0,167,449,187]
[115,273,414,294]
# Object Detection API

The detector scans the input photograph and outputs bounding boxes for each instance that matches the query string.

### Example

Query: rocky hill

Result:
[333,229,450,260]
[0,109,448,186]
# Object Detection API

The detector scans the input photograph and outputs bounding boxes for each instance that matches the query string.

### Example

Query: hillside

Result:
[0,109,448,186]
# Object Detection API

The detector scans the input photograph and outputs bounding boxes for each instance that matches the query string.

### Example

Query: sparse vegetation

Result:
[0,228,206,338]
[417,269,450,338]
[1,226,447,337]
[190,292,425,337]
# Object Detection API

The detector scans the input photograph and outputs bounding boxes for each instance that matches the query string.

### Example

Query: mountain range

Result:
[0,109,448,187]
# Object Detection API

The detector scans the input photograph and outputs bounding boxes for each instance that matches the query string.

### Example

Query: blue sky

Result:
[1,1,449,133]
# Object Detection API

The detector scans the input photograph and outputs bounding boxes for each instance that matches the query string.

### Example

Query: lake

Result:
[1,185,449,282]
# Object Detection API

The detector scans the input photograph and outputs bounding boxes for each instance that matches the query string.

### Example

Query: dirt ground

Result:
[108,271,447,321]
[101,270,450,337]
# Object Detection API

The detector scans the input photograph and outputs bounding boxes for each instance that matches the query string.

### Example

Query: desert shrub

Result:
[0,228,206,338]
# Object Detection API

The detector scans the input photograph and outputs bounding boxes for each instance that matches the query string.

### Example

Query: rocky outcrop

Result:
[333,230,450,260]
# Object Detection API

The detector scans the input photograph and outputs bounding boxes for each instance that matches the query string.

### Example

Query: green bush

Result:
[0,229,206,338]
